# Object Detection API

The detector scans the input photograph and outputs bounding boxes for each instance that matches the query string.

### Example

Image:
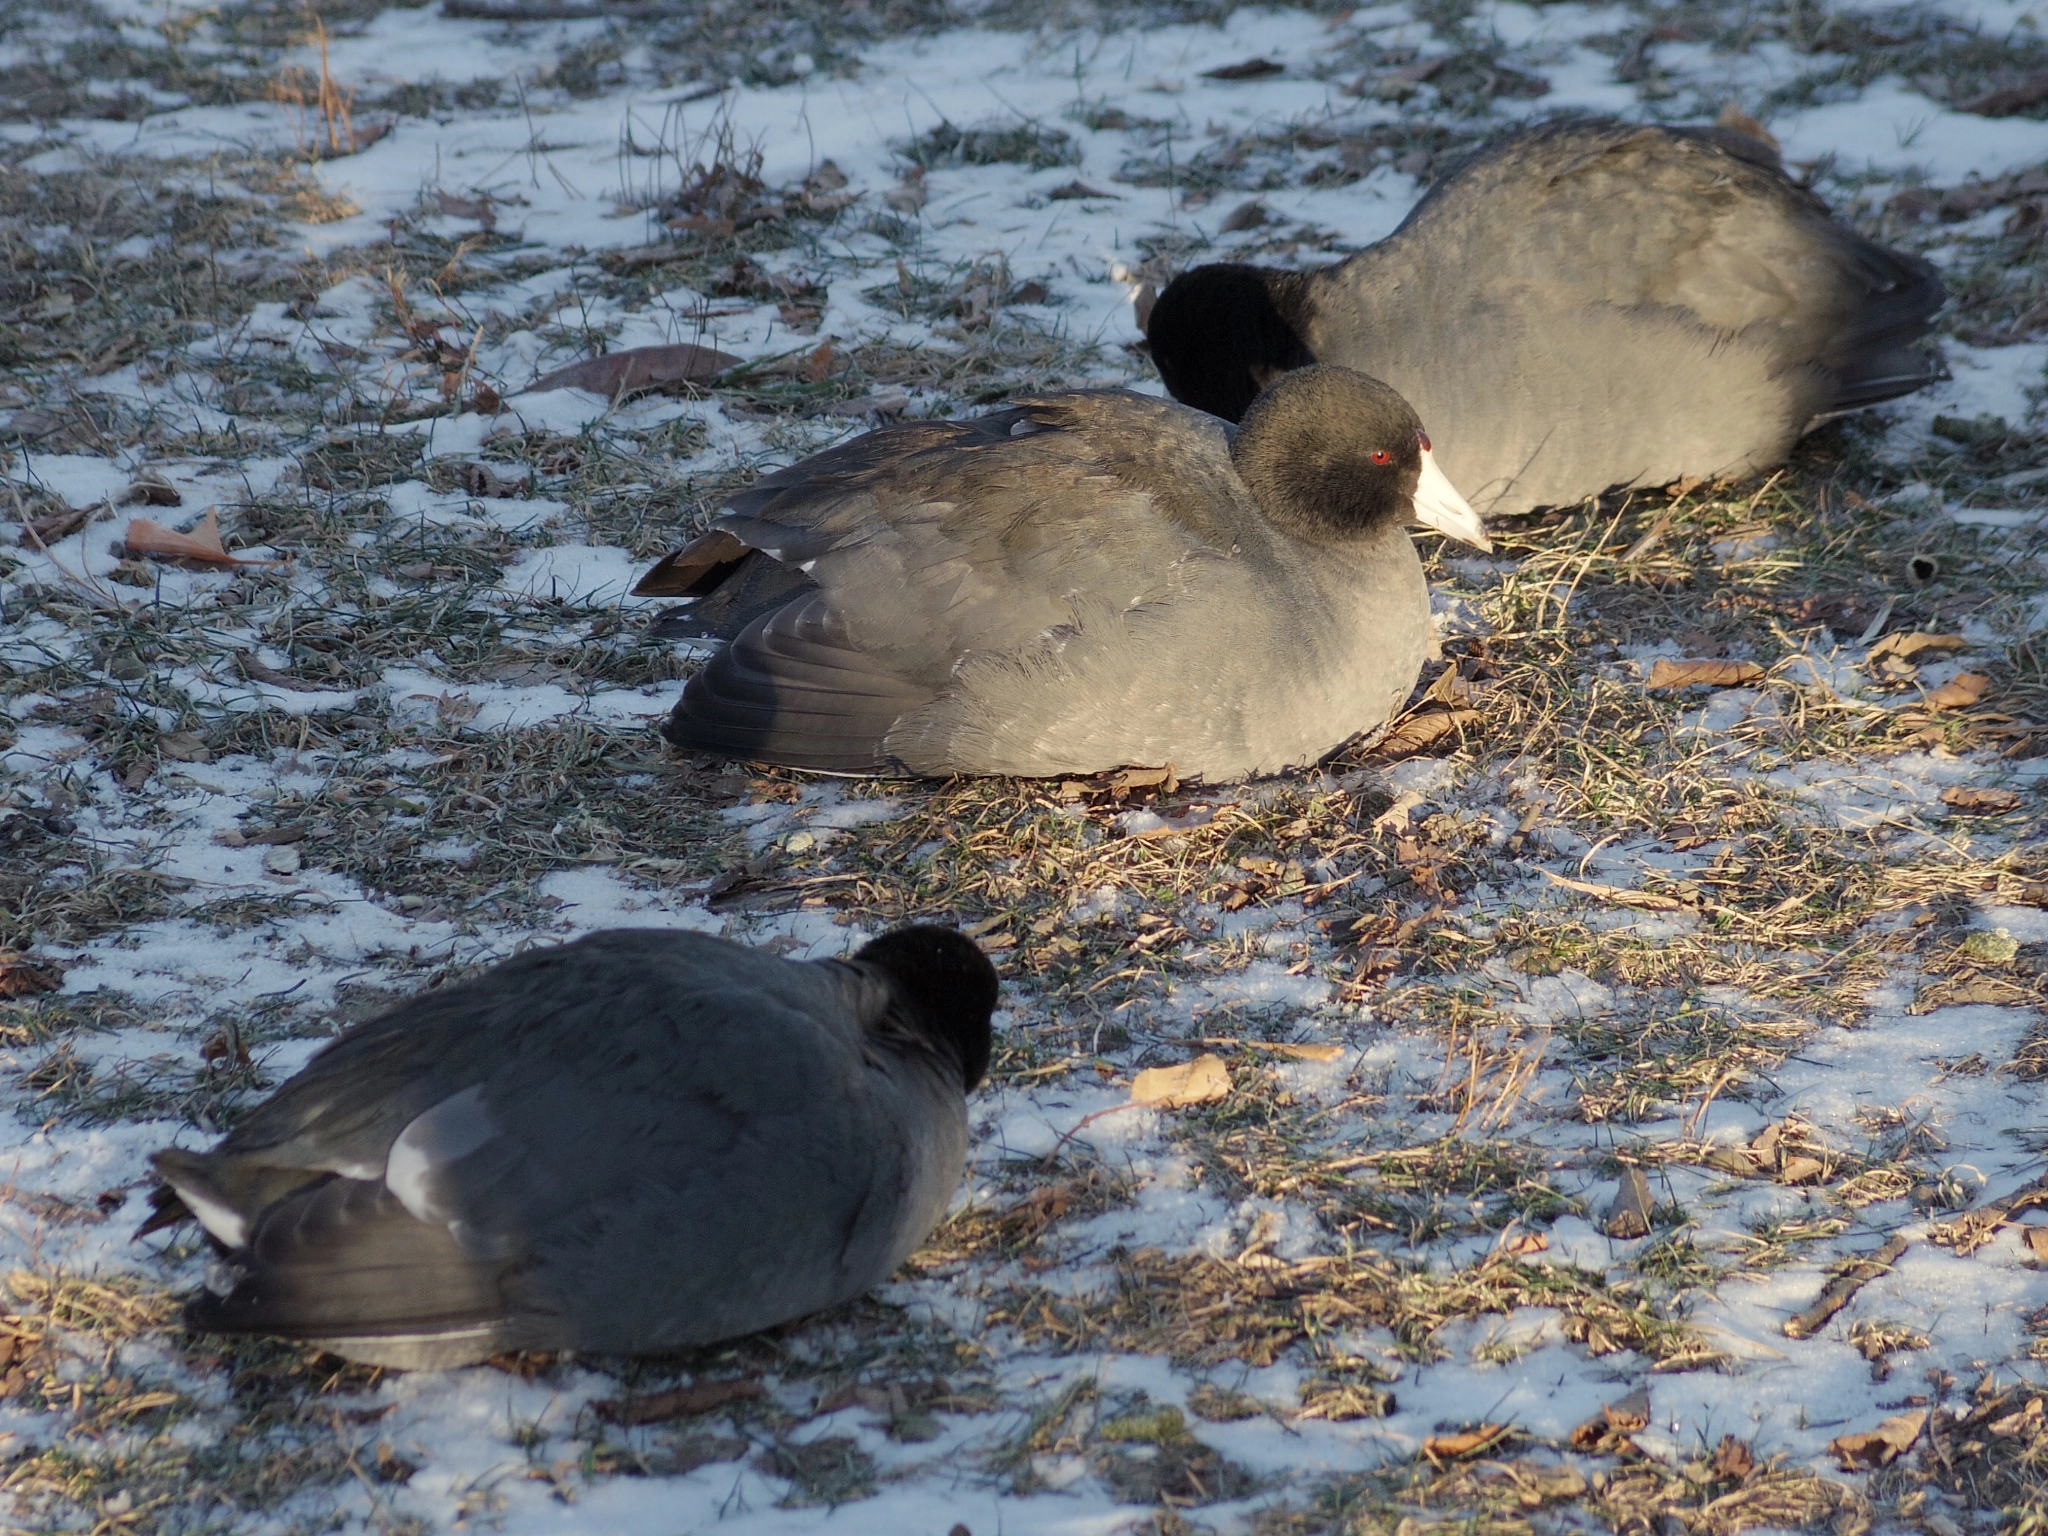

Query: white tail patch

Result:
[386,1084,497,1224]
[171,1182,249,1249]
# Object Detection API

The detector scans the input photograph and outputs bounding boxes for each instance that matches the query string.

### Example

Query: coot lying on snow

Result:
[1146,116,1944,517]
[148,925,996,1368]
[635,365,1489,781]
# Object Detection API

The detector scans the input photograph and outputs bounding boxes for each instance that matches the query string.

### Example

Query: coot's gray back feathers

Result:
[1148,117,1944,516]
[636,368,1488,781]
[151,925,998,1368]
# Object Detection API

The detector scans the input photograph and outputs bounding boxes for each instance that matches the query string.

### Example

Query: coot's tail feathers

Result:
[1825,242,1947,411]
[1827,344,1949,415]
[646,552,818,642]
[182,1174,508,1352]
[663,596,932,775]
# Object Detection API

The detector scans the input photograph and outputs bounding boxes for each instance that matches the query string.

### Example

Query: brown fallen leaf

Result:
[1572,1386,1651,1450]
[1703,1144,1765,1176]
[1828,1409,1926,1470]
[124,510,284,568]
[1779,1154,1827,1185]
[157,732,212,764]
[1941,785,2022,815]
[2024,1226,2048,1260]
[1604,1167,1655,1239]
[1423,1424,1510,1463]
[1251,1041,1344,1063]
[524,342,741,399]
[214,824,309,848]
[1130,1054,1231,1109]
[15,503,96,547]
[0,951,64,999]
[1108,764,1178,794]
[1925,672,1990,710]
[591,1378,765,1427]
[118,478,182,508]
[1501,1230,1549,1258]
[1710,1434,1757,1480]
[1868,631,1966,666]
[1645,657,1765,690]
[1370,706,1480,760]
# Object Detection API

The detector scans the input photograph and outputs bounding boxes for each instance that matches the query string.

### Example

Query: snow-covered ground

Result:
[4,0,2048,1529]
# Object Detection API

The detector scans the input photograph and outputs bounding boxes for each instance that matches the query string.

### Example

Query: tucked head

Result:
[1147,264,1316,424]
[1231,366,1490,550]
[854,925,998,1090]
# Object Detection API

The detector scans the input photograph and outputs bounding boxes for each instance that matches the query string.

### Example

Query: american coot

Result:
[147,926,997,1368]
[634,366,1489,780]
[1147,117,1945,517]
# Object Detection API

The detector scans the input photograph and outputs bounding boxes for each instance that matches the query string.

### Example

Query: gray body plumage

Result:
[652,386,1435,781]
[1150,118,1945,516]
[153,930,976,1368]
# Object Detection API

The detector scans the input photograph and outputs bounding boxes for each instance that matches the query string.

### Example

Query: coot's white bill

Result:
[1410,446,1489,551]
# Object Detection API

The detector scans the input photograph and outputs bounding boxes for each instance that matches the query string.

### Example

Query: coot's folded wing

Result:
[650,394,1254,771]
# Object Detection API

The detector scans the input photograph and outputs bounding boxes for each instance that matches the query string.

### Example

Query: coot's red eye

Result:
[1370,449,1393,465]
[1417,430,1432,452]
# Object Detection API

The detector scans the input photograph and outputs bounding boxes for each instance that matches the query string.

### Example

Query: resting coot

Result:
[1147,116,1944,516]
[635,365,1488,781]
[147,925,996,1368]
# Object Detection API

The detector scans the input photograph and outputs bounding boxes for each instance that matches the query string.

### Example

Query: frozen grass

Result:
[4,0,2048,1530]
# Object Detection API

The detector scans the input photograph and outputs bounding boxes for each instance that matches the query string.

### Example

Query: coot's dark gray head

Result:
[855,925,998,1091]
[1148,264,1316,424]
[1233,366,1490,550]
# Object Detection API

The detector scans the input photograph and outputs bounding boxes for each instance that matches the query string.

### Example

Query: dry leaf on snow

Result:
[1828,1409,1926,1470]
[1423,1424,1510,1462]
[124,510,284,568]
[524,342,741,399]
[157,732,212,763]
[1941,785,2022,814]
[0,951,64,999]
[1711,1434,1758,1480]
[1370,707,1479,760]
[1603,1166,1655,1239]
[1572,1386,1651,1450]
[1253,1041,1343,1063]
[1130,1054,1231,1109]
[1925,672,1990,710]
[1868,631,1966,666]
[1779,1154,1828,1185]
[2023,1226,2048,1260]
[15,504,97,547]
[591,1378,765,1427]
[1645,657,1765,690]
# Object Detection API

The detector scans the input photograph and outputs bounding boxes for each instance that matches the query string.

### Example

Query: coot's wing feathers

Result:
[666,394,1254,770]
[187,933,857,1211]
[669,594,941,773]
